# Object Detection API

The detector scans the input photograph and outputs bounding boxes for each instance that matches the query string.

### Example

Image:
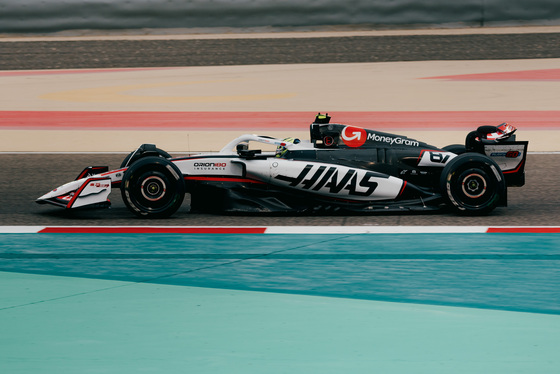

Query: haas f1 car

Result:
[37,114,528,217]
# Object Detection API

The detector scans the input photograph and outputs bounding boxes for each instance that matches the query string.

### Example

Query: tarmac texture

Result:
[2,32,560,70]
[1,153,558,226]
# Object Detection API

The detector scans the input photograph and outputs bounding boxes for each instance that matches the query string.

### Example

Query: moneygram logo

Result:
[341,126,367,147]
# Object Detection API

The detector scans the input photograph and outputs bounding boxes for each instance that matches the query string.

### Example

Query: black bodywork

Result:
[188,115,527,215]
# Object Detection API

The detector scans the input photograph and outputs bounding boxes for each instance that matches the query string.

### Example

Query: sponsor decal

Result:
[193,162,228,170]
[275,164,379,196]
[341,126,367,147]
[490,151,521,158]
[90,182,110,188]
[417,150,456,167]
[428,152,451,164]
[400,169,428,176]
[323,136,335,147]
[340,126,419,148]
[367,133,420,147]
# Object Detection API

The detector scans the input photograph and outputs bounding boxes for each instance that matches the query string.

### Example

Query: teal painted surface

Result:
[1,233,559,314]
[1,271,560,374]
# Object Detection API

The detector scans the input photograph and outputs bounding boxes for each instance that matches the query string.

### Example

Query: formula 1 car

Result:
[37,114,528,217]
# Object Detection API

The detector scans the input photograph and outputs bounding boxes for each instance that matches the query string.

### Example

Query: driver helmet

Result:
[275,137,300,158]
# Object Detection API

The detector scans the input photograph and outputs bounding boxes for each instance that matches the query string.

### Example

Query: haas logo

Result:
[341,126,367,147]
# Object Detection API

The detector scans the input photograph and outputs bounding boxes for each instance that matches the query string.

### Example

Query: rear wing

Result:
[484,141,528,187]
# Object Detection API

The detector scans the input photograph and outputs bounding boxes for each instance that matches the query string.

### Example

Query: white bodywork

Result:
[483,143,526,173]
[244,159,404,201]
[37,177,112,208]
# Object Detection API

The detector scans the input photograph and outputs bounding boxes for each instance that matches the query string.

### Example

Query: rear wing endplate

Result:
[484,141,528,187]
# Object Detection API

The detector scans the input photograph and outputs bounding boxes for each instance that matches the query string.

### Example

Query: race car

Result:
[36,114,528,217]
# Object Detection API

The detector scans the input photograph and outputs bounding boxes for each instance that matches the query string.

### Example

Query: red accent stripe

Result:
[76,166,109,180]
[101,168,127,176]
[425,69,560,81]
[486,227,560,233]
[4,67,559,80]
[5,67,559,80]
[2,110,560,130]
[398,181,408,197]
[38,227,267,234]
[184,176,266,184]
[416,149,440,163]
[502,159,525,174]
[66,177,109,209]
[30,226,560,234]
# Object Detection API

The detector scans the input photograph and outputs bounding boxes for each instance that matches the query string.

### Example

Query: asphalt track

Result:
[2,153,559,226]
[2,32,560,70]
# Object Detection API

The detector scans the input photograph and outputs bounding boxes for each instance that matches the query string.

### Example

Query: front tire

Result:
[440,153,505,215]
[121,157,185,218]
[120,144,172,168]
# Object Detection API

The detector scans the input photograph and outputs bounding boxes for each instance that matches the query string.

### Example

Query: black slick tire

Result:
[121,156,185,218]
[120,145,172,168]
[440,153,505,215]
[442,144,466,155]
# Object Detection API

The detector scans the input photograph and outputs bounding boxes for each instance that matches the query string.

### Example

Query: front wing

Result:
[36,176,112,209]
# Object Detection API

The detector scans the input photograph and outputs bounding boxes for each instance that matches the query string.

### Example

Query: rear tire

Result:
[121,157,185,218]
[442,144,466,155]
[440,153,505,215]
